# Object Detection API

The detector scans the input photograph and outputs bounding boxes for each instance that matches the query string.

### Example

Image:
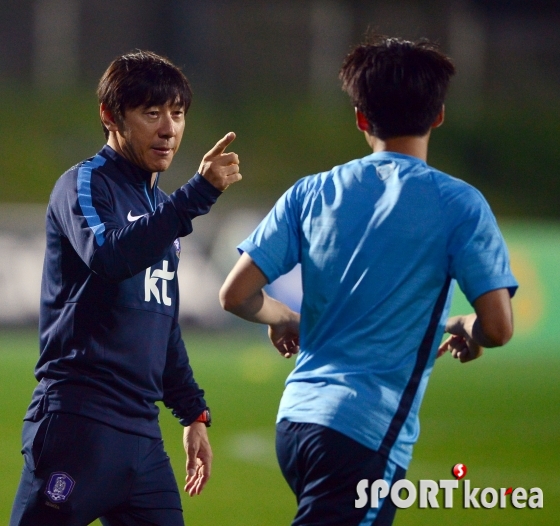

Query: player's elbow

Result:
[218,285,231,311]
[479,317,514,347]
[219,283,245,313]
[220,257,267,317]
[473,288,514,348]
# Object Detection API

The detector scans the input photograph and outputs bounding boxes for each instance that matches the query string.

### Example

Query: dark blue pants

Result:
[276,420,406,526]
[10,412,184,526]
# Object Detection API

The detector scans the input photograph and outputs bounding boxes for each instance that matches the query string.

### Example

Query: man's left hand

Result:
[183,422,212,496]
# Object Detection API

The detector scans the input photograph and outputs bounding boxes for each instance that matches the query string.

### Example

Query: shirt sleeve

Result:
[237,180,304,283]
[446,186,518,304]
[50,167,221,283]
[161,317,207,426]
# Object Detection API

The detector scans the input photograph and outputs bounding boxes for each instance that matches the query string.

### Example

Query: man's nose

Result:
[158,114,177,138]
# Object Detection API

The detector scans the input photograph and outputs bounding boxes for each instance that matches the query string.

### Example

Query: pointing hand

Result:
[198,132,242,192]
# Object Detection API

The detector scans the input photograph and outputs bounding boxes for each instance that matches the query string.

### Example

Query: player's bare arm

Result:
[183,422,212,497]
[438,288,513,362]
[198,132,242,191]
[220,252,301,358]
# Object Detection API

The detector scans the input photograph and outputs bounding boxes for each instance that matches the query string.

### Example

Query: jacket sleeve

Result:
[161,318,207,426]
[51,169,221,282]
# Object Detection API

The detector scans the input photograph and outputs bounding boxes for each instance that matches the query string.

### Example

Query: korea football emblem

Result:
[45,472,76,502]
[174,238,181,259]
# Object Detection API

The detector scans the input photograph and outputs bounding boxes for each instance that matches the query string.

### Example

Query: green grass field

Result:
[0,328,558,525]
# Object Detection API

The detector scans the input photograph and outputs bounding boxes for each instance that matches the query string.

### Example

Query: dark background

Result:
[1,0,560,218]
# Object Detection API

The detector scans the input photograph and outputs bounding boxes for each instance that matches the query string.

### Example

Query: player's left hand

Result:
[438,333,483,362]
[437,314,483,363]
[183,422,213,496]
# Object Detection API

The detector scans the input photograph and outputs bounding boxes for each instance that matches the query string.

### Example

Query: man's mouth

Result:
[152,146,173,155]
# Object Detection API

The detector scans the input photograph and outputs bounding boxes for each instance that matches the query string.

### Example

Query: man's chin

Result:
[147,159,173,173]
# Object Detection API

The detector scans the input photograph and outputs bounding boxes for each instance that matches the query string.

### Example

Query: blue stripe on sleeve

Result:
[77,155,108,247]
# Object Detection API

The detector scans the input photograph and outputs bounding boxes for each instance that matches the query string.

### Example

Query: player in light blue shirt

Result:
[220,35,517,526]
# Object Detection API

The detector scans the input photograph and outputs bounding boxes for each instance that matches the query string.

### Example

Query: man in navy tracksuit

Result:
[10,51,241,526]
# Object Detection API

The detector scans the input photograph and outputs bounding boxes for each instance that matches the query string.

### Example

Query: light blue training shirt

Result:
[238,151,518,469]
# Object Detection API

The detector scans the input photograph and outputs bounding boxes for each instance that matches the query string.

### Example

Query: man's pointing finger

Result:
[206,132,236,157]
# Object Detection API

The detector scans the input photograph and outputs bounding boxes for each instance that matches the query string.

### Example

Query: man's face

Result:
[111,101,186,174]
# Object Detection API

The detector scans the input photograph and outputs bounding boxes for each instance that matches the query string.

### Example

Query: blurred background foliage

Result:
[1,0,560,218]
[2,85,560,219]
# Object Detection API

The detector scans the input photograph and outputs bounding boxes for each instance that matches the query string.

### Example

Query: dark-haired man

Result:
[10,50,241,526]
[220,36,517,525]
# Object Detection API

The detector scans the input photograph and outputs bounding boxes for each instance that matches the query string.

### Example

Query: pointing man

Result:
[10,50,241,526]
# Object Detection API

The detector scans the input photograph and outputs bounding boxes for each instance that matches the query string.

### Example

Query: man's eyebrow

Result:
[140,100,185,109]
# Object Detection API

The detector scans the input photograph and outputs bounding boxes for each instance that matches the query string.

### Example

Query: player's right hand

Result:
[268,316,300,359]
[198,132,241,192]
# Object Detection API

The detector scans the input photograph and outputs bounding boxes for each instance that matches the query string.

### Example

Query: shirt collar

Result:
[368,151,428,166]
[100,144,153,184]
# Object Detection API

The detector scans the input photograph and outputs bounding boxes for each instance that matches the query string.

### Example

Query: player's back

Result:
[277,150,493,467]
[240,148,509,467]
[296,151,465,364]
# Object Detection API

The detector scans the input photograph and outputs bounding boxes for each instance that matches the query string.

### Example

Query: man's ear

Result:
[355,108,370,132]
[431,105,445,129]
[100,103,119,133]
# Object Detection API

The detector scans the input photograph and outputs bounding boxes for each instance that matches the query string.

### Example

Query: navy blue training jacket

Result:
[25,145,221,438]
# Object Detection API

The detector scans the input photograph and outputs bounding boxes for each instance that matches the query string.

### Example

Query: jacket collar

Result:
[100,144,153,184]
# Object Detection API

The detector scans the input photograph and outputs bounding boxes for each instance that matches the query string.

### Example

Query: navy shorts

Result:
[276,420,406,526]
[10,412,184,526]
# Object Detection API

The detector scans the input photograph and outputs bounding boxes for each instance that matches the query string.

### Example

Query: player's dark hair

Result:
[97,50,193,139]
[340,35,455,140]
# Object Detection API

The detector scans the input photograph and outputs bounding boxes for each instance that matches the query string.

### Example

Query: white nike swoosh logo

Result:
[127,211,146,222]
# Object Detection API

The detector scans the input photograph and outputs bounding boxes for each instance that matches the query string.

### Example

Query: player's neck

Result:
[367,133,430,162]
